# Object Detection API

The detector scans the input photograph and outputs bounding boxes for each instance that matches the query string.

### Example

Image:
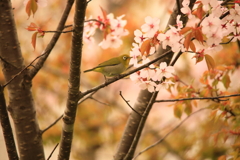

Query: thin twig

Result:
[220,11,230,19]
[85,19,105,26]
[170,51,182,66]
[78,91,97,105]
[47,143,59,160]
[0,56,18,69]
[155,93,240,103]
[43,19,104,34]
[41,115,63,135]
[119,91,143,117]
[133,107,208,160]
[3,52,47,88]
[89,96,109,106]
[43,30,73,33]
[220,37,234,44]
[64,24,72,28]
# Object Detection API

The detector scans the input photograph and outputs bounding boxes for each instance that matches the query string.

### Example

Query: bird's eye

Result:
[123,56,127,61]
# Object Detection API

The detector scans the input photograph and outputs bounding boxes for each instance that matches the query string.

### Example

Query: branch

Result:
[43,30,74,33]
[41,87,99,136]
[2,53,47,88]
[64,24,73,28]
[220,37,234,45]
[0,86,18,160]
[119,91,143,117]
[89,96,109,106]
[123,92,159,160]
[87,0,92,3]
[58,0,87,159]
[41,115,63,135]
[42,19,104,34]
[80,50,172,98]
[133,107,208,160]
[28,0,75,80]
[0,56,18,69]
[78,91,97,105]
[85,19,105,26]
[176,0,181,14]
[220,10,230,20]
[155,94,240,103]
[170,51,182,66]
[47,143,59,160]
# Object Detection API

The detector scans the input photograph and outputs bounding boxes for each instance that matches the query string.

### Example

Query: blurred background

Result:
[1,0,240,159]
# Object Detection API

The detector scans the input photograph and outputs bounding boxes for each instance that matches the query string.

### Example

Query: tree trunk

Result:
[0,0,45,159]
[58,0,87,159]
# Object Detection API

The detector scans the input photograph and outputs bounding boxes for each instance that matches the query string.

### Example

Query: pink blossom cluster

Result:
[83,14,128,49]
[129,0,240,92]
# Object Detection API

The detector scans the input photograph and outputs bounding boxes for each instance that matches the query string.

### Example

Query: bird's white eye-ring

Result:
[123,56,128,61]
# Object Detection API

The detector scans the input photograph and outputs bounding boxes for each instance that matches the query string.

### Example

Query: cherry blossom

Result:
[152,62,175,81]
[157,26,183,53]
[141,16,160,37]
[229,4,240,22]
[181,0,192,18]
[139,59,155,79]
[139,80,156,93]
[129,43,141,67]
[134,29,145,44]
[201,0,220,9]
[155,81,175,91]
[99,34,122,49]
[83,2,240,93]
[83,12,128,49]
[176,15,183,29]
[130,71,142,84]
[109,14,129,36]
[201,14,221,35]
[83,33,95,45]
[84,16,98,36]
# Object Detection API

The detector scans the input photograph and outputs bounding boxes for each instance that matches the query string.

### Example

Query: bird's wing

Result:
[84,57,120,72]
[97,57,120,67]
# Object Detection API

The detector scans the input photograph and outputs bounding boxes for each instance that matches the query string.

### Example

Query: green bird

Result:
[84,54,131,77]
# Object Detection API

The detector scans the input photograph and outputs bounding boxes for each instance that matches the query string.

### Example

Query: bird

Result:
[84,54,131,77]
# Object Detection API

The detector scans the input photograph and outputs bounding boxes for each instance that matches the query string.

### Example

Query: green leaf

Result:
[174,103,182,119]
[184,101,192,115]
[31,0,38,17]
[212,79,219,87]
[222,74,231,89]
[205,54,215,70]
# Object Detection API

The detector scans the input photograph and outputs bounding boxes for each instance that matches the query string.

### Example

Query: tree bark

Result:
[0,0,45,160]
[57,0,87,159]
[0,86,18,160]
